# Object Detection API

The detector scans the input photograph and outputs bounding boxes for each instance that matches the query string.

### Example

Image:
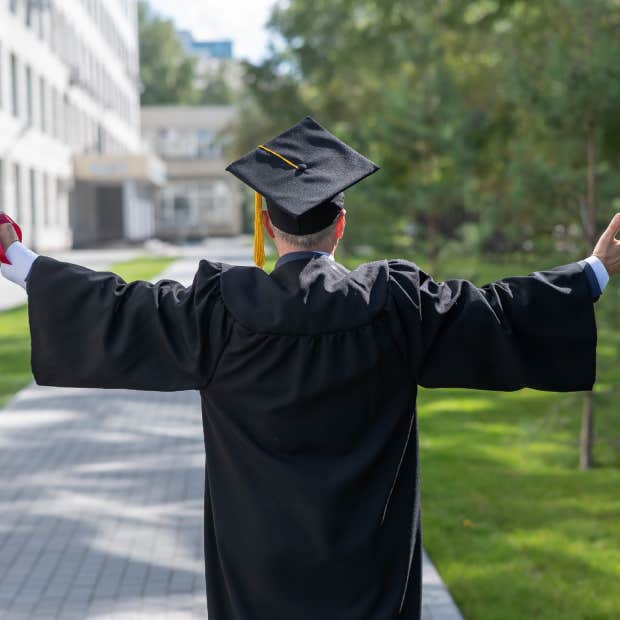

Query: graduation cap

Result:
[225,116,379,267]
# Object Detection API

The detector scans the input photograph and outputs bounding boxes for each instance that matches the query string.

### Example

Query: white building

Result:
[142,105,243,240]
[0,0,162,250]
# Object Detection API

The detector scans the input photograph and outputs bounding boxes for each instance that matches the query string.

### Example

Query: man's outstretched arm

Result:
[389,213,620,392]
[0,214,230,392]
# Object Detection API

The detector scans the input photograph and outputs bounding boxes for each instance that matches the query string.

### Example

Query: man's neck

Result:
[278,249,332,257]
[275,243,335,257]
[274,249,335,269]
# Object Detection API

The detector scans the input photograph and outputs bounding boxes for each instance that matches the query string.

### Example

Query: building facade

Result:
[142,105,242,240]
[0,0,160,250]
[177,31,233,61]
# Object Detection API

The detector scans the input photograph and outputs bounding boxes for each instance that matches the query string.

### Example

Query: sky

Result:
[148,0,279,62]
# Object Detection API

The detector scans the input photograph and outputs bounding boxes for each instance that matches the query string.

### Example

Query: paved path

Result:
[0,241,463,619]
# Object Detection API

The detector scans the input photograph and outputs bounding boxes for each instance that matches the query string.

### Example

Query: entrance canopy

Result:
[73,153,166,187]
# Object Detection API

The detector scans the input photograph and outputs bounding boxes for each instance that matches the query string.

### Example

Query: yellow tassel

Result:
[254,191,265,268]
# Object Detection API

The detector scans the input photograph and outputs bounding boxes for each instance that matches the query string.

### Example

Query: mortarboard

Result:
[225,116,380,267]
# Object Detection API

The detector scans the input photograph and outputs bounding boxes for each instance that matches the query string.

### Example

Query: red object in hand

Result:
[0,214,23,265]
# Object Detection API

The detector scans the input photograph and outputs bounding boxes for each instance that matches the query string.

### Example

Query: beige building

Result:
[0,0,161,250]
[141,105,242,240]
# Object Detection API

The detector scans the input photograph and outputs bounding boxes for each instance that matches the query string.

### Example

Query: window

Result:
[39,76,46,133]
[0,44,3,111]
[56,178,64,226]
[49,6,57,52]
[43,173,50,227]
[38,5,45,39]
[29,169,37,231]
[10,53,18,117]
[96,123,103,153]
[197,129,218,158]
[25,65,33,126]
[13,164,22,222]
[64,99,70,145]
[26,1,32,27]
[57,91,64,142]
[50,86,56,138]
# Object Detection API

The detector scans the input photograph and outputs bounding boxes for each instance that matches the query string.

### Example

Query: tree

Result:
[239,1,478,258]
[199,64,237,105]
[138,2,199,105]
[239,0,620,467]
[488,0,620,468]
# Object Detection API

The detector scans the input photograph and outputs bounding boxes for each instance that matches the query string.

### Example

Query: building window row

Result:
[5,161,65,230]
[52,7,136,128]
[79,0,138,78]
[8,0,137,80]
[145,127,227,161]
[6,0,137,127]
[1,48,125,155]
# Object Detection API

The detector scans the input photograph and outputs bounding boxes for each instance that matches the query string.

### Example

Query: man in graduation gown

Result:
[1,116,619,620]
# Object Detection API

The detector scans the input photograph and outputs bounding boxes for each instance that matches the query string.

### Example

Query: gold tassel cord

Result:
[257,145,299,169]
[254,191,266,269]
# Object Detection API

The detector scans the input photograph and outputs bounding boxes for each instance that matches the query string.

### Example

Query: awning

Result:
[73,153,166,187]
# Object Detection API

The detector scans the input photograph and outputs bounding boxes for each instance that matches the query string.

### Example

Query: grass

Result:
[420,384,620,619]
[0,255,176,408]
[109,256,177,283]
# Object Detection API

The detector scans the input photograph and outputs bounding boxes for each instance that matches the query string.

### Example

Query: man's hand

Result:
[592,213,620,277]
[0,212,19,252]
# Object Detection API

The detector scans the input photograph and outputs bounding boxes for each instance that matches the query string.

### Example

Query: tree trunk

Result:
[580,113,596,470]
[580,391,594,470]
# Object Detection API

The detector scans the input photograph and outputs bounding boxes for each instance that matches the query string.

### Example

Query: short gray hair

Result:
[272,219,338,249]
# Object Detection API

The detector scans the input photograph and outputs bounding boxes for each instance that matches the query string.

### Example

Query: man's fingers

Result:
[0,223,17,236]
[600,212,620,244]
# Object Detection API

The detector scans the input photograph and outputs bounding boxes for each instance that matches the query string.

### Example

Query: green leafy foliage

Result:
[138,2,199,105]
[238,0,620,260]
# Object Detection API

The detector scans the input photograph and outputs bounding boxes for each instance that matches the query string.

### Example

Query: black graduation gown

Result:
[26,255,597,620]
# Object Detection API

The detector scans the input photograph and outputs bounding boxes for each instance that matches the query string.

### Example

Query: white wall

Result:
[0,0,141,250]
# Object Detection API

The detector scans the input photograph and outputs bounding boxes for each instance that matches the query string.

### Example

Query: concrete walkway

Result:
[0,241,463,619]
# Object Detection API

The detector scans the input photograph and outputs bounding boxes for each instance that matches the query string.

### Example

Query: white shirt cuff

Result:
[584,255,609,294]
[0,242,39,290]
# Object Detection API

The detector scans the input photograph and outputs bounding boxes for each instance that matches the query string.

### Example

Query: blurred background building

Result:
[177,30,233,62]
[176,30,242,93]
[0,0,163,250]
[142,105,242,241]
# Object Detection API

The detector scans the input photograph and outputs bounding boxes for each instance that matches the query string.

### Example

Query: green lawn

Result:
[0,255,175,408]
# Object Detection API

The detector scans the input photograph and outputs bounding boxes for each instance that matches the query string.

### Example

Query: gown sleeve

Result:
[26,256,230,391]
[388,259,598,392]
